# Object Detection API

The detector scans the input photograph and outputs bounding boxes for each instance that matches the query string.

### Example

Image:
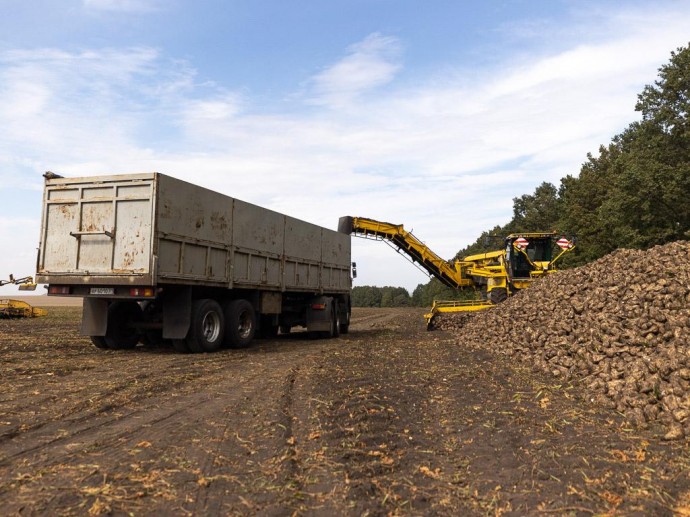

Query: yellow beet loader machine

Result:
[338,216,575,329]
[0,274,47,318]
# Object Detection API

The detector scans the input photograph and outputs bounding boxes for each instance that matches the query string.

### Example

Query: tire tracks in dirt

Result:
[1,340,316,514]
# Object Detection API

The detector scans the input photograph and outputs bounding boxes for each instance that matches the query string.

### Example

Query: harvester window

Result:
[528,240,553,262]
[511,239,553,278]
[512,251,531,278]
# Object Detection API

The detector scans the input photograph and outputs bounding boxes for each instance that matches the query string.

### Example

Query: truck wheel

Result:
[488,288,508,304]
[280,325,291,335]
[321,300,340,338]
[185,299,225,353]
[90,336,109,349]
[224,299,256,349]
[104,301,142,349]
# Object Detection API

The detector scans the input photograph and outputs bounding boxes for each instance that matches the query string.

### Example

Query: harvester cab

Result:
[505,232,574,288]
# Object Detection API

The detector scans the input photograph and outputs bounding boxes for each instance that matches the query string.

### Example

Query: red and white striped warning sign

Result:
[557,237,572,250]
[514,237,529,249]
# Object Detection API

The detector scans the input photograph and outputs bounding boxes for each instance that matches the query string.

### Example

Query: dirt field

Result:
[3,295,82,307]
[2,307,690,516]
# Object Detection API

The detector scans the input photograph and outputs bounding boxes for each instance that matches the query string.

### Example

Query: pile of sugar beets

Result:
[434,240,690,440]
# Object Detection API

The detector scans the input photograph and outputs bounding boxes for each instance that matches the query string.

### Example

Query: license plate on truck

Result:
[90,287,114,295]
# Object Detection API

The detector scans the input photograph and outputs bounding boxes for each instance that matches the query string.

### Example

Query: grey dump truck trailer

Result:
[36,172,353,352]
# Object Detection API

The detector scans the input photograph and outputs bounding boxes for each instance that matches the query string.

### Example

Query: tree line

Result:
[352,282,475,308]
[354,44,690,308]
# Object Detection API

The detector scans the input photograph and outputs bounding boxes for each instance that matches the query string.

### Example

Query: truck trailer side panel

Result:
[156,174,233,285]
[232,198,284,289]
[151,174,350,292]
[284,215,322,290]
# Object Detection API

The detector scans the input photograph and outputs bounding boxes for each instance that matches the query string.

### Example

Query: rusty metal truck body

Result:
[36,173,352,352]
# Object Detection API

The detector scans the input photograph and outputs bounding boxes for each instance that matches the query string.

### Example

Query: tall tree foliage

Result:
[558,143,623,264]
[508,182,561,233]
[619,45,690,244]
[411,278,474,307]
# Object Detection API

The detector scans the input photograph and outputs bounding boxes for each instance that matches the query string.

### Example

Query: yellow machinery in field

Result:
[0,299,48,318]
[338,216,575,328]
[0,274,46,318]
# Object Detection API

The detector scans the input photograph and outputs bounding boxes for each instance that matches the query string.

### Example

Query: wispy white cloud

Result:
[1,5,690,293]
[308,33,402,108]
[0,46,193,188]
[181,94,243,122]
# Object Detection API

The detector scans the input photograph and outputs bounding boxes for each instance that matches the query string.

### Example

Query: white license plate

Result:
[90,287,115,295]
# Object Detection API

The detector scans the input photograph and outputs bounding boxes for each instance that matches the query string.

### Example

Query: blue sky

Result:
[1,0,689,294]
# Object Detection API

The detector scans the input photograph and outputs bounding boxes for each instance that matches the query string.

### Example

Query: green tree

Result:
[637,45,690,139]
[352,286,382,307]
[557,143,623,265]
[352,285,411,307]
[509,182,561,233]
[608,44,690,244]
[411,278,474,307]
[380,289,394,307]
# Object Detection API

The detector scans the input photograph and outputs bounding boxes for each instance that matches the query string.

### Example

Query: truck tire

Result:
[185,299,225,353]
[224,299,256,349]
[104,301,142,350]
[280,325,291,335]
[90,335,109,349]
[488,288,508,304]
[314,300,340,339]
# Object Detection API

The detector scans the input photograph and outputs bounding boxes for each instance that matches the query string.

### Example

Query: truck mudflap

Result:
[81,298,108,336]
[162,287,192,339]
[306,295,337,333]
